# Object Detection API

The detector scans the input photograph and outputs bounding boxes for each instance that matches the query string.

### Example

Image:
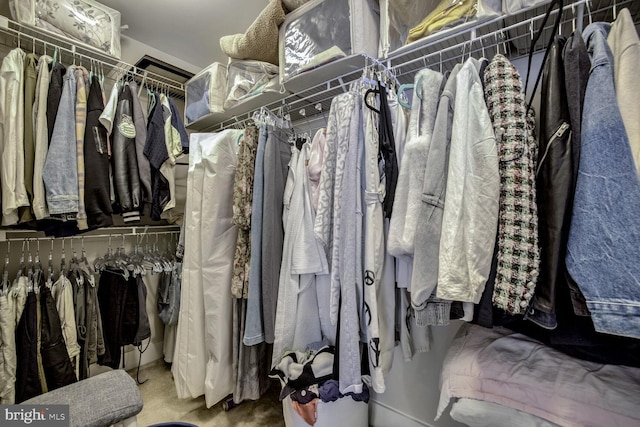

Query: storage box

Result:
[185,62,228,125]
[224,59,279,110]
[279,0,379,84]
[379,0,502,58]
[9,0,122,58]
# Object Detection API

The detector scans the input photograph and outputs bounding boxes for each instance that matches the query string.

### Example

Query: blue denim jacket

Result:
[42,66,78,215]
[565,23,640,339]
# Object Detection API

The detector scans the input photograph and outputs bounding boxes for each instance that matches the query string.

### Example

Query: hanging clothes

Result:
[47,62,66,144]
[0,277,27,404]
[42,64,79,219]
[361,87,385,393]
[39,281,77,392]
[484,54,540,315]
[144,92,171,221]
[19,53,38,224]
[15,287,42,403]
[129,82,152,215]
[272,142,330,369]
[562,30,591,316]
[32,55,52,221]
[410,63,461,324]
[0,48,27,226]
[436,57,499,307]
[173,130,241,408]
[244,126,269,346]
[232,126,259,299]
[84,75,113,228]
[111,84,142,223]
[387,69,444,290]
[608,8,640,174]
[529,36,572,330]
[314,92,364,394]
[566,23,640,339]
[261,127,292,344]
[73,66,90,230]
[50,275,80,379]
[231,297,269,403]
[97,269,139,370]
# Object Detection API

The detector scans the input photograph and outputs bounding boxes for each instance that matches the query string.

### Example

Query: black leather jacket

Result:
[111,85,141,222]
[530,35,573,328]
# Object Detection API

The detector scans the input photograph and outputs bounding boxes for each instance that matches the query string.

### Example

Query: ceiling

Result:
[99,0,268,70]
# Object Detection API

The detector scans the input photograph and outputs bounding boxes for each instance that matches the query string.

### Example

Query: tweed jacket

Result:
[484,54,540,315]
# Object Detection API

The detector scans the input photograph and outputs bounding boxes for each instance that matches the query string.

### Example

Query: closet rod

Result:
[0,18,185,94]
[0,230,179,244]
[391,0,612,77]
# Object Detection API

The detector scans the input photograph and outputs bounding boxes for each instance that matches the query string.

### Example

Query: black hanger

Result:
[364,88,380,113]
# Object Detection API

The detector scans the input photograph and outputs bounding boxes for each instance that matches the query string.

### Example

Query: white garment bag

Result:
[172,130,242,407]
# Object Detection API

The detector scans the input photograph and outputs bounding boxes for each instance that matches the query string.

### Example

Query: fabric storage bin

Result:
[185,62,228,125]
[279,0,379,84]
[379,0,502,58]
[9,0,121,58]
[282,395,368,427]
[224,59,279,110]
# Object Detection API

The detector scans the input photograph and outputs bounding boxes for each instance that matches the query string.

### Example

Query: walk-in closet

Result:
[0,0,638,426]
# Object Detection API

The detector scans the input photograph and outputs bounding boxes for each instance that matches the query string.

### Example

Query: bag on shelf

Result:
[379,0,502,57]
[9,0,122,58]
[224,59,279,110]
[184,62,228,125]
[502,0,553,15]
[279,0,380,84]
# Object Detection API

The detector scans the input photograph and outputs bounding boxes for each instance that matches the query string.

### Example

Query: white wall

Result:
[369,324,465,427]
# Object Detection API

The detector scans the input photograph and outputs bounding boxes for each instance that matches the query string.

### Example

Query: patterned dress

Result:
[231,126,259,299]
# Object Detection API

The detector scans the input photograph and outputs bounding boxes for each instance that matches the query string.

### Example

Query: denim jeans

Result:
[566,23,640,339]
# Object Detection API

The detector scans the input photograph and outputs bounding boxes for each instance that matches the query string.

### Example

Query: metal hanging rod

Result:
[0,230,179,244]
[0,18,185,94]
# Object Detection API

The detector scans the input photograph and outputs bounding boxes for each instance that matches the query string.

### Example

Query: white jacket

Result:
[387,69,444,258]
[436,58,500,304]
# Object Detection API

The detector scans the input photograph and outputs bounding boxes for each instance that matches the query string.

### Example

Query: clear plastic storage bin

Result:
[9,0,122,58]
[184,62,228,125]
[278,0,379,84]
[378,0,502,58]
[224,59,280,110]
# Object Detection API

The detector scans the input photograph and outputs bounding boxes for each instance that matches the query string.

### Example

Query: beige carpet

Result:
[128,359,286,426]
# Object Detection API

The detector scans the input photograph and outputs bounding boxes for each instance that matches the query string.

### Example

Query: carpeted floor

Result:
[128,359,286,426]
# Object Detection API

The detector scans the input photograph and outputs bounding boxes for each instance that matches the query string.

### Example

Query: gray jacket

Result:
[410,63,462,310]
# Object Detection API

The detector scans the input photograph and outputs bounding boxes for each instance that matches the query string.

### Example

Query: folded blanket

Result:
[220,0,286,65]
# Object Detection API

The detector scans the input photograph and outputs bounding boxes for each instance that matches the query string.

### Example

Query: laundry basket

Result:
[282,395,369,427]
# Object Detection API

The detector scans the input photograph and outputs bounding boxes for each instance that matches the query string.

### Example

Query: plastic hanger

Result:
[1,241,10,295]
